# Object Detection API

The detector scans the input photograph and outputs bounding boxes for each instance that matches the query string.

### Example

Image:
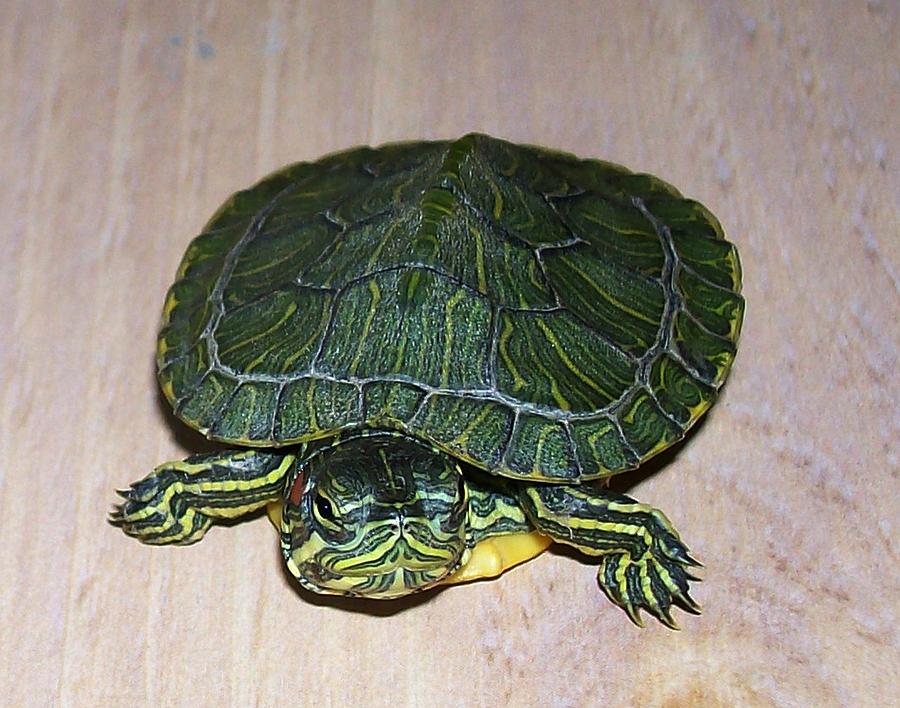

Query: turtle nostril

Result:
[398,510,418,538]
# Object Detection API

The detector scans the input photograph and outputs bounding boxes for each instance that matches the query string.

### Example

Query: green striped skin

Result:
[519,485,699,628]
[115,134,744,625]
[281,433,469,598]
[114,434,699,624]
[157,133,743,482]
[112,450,292,544]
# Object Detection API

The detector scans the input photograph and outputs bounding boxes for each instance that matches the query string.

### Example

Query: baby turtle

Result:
[112,134,743,627]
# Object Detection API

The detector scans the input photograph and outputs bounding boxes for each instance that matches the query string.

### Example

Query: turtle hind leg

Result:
[110,450,293,545]
[519,484,701,628]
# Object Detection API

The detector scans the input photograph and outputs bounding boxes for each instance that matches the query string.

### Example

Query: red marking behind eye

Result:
[288,468,307,507]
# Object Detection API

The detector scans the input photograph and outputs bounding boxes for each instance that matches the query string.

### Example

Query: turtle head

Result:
[281,433,469,599]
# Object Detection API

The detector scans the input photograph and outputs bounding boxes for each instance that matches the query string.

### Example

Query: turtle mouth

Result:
[337,537,462,576]
[291,540,465,598]
[308,565,457,599]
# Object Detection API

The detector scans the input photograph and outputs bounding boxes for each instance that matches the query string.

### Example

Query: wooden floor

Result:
[1,2,897,706]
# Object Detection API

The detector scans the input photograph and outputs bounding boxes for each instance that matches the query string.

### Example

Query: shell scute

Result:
[504,414,580,481]
[273,377,360,443]
[409,394,514,470]
[158,134,743,480]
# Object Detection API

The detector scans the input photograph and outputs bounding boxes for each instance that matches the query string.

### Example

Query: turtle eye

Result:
[314,494,337,523]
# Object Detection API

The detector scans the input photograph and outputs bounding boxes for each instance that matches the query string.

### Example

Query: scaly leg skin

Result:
[110,450,293,545]
[466,474,535,545]
[520,484,701,628]
[441,474,551,585]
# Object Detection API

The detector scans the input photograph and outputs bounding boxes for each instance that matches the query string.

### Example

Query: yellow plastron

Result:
[440,531,552,585]
[266,501,551,586]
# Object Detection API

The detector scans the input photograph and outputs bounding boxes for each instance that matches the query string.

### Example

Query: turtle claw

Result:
[657,532,699,567]
[662,546,691,565]
[674,588,702,615]
[682,551,703,568]
[111,475,212,545]
[597,546,701,628]
[642,601,680,630]
[622,601,645,628]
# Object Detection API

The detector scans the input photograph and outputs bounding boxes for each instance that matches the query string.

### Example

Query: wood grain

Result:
[1,2,897,706]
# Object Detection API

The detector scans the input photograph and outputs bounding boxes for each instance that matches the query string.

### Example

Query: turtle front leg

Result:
[111,450,293,545]
[519,484,701,627]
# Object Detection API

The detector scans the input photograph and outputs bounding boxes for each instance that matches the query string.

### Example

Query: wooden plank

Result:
[0,1,896,705]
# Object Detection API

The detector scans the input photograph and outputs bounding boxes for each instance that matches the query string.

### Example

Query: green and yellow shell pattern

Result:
[113,134,743,627]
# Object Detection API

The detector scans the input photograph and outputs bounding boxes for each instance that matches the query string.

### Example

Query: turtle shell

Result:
[158,133,743,482]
